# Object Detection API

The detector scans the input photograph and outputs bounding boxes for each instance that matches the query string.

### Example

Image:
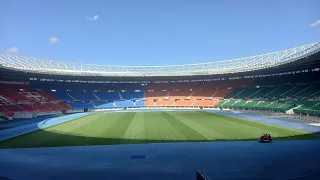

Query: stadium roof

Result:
[0,42,320,77]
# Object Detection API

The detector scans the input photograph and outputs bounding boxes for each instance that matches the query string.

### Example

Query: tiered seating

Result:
[68,91,97,101]
[293,101,320,115]
[20,104,38,112]
[145,90,168,100]
[121,91,144,100]
[217,99,294,112]
[279,85,309,98]
[266,101,294,112]
[191,90,217,99]
[0,82,28,90]
[193,100,218,107]
[134,101,144,107]
[50,91,74,101]
[170,90,193,100]
[234,88,260,99]
[155,100,174,106]
[242,100,259,108]
[94,92,120,100]
[0,105,24,113]
[115,101,134,107]
[144,100,155,106]
[57,102,72,110]
[293,85,320,99]
[93,101,115,108]
[231,100,248,108]
[0,90,30,102]
[37,91,60,101]
[217,99,237,108]
[145,82,233,107]
[220,84,320,113]
[70,102,94,109]
[212,89,232,99]
[250,87,275,99]
[174,99,194,106]
[224,88,244,99]
[265,86,293,99]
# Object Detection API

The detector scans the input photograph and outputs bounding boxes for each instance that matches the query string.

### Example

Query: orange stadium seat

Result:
[174,99,194,106]
[169,90,193,100]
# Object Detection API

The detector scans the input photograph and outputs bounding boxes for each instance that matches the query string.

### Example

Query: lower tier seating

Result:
[293,101,320,115]
[217,99,295,112]
[0,102,72,116]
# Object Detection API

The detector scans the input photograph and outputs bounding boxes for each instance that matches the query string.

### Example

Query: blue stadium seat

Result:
[94,92,120,100]
[68,92,97,101]
[51,91,74,101]
[134,100,144,107]
[121,91,144,100]
[93,102,115,108]
[70,102,94,109]
[114,100,134,107]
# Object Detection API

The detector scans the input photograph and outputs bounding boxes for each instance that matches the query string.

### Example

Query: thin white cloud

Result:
[6,47,19,53]
[49,37,60,44]
[88,15,99,21]
[310,20,320,27]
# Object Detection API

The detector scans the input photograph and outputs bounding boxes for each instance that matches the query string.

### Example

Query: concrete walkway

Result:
[0,140,320,180]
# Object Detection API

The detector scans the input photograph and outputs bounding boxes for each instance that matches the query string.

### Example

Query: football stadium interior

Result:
[1,42,320,179]
[0,42,320,117]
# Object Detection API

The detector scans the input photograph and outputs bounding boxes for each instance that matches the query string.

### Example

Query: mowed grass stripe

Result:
[156,112,188,140]
[143,112,178,140]
[0,111,319,149]
[123,112,145,140]
[159,112,207,140]
[173,111,226,139]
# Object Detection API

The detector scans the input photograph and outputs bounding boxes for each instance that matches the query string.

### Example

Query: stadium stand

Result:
[0,41,320,118]
[69,102,94,109]
[217,83,320,113]
[94,91,120,100]
[50,91,75,101]
[68,91,97,101]
[114,100,134,108]
[93,101,115,108]
[121,91,144,100]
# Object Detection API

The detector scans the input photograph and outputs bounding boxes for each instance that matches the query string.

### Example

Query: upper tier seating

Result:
[50,91,74,101]
[0,90,31,102]
[120,91,144,100]
[218,84,320,113]
[68,91,97,101]
[144,82,234,107]
[0,90,62,103]
[94,92,120,100]
[225,84,320,100]
[0,82,28,90]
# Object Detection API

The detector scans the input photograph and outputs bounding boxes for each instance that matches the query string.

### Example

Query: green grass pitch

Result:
[0,111,318,148]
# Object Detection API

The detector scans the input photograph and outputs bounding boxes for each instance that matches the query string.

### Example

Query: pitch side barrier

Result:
[0,113,90,141]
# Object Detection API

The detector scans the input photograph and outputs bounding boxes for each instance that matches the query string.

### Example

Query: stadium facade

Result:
[0,41,320,119]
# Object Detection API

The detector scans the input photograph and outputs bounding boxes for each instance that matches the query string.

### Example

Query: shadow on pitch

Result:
[0,128,319,149]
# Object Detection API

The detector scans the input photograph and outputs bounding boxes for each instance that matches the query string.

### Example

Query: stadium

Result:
[0,41,320,179]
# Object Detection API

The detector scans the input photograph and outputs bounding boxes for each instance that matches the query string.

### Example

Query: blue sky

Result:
[0,0,319,66]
